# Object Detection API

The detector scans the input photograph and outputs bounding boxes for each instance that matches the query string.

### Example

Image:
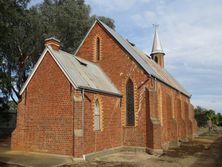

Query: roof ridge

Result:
[132,46,190,96]
[20,46,121,97]
[73,19,190,97]
[97,21,190,97]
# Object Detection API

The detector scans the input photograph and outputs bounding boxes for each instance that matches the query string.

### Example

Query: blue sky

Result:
[31,0,222,113]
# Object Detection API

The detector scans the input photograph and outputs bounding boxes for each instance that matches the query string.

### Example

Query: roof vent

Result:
[44,37,61,51]
[126,39,135,47]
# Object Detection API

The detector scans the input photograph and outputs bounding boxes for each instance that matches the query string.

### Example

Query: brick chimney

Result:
[44,37,61,51]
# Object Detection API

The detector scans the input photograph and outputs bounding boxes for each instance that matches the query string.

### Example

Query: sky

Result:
[31,0,222,113]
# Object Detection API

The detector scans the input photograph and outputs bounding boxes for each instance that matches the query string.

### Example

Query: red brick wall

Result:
[76,22,196,150]
[160,84,192,144]
[77,23,152,148]
[12,52,74,156]
[82,92,122,155]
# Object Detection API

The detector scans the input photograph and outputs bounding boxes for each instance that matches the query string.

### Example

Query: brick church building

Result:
[12,20,197,158]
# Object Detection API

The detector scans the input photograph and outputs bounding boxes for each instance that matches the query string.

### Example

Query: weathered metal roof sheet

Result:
[132,46,190,96]
[98,20,191,97]
[49,47,121,96]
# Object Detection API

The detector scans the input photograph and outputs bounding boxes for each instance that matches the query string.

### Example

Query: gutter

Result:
[97,20,191,98]
[79,86,122,98]
[150,74,191,98]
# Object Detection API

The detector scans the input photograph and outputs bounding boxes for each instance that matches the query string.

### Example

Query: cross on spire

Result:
[152,24,159,30]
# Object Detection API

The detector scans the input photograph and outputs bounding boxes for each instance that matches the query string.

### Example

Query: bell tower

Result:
[150,25,165,68]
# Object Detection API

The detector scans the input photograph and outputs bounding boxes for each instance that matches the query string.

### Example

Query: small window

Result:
[94,99,100,130]
[96,37,100,61]
[126,79,135,126]
[154,56,158,63]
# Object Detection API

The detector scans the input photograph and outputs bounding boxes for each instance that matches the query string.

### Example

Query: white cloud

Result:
[87,0,140,11]
[86,0,222,113]
[131,11,158,28]
[86,0,151,12]
[28,0,222,113]
[192,95,222,113]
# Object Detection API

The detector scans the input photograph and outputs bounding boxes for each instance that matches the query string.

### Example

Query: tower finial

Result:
[152,24,159,30]
[151,24,164,55]
[150,24,165,68]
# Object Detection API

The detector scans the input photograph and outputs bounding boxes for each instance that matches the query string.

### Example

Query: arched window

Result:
[154,56,158,63]
[126,79,135,126]
[94,99,100,130]
[96,37,100,61]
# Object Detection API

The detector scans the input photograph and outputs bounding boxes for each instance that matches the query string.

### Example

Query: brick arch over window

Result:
[126,78,135,126]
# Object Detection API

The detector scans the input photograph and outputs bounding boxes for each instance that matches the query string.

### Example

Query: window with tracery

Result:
[126,79,135,126]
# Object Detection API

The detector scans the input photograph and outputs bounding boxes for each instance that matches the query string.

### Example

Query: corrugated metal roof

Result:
[49,47,121,97]
[97,20,191,97]
[132,46,190,96]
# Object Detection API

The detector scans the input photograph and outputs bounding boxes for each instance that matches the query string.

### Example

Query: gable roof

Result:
[75,20,191,97]
[20,46,121,97]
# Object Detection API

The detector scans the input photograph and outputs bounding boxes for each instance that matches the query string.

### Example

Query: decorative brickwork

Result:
[92,95,104,131]
[93,35,103,62]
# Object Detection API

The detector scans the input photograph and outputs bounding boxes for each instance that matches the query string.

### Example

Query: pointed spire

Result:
[151,25,165,55]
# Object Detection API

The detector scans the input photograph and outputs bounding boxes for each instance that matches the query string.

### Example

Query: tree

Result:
[194,106,222,127]
[0,97,10,125]
[0,97,9,113]
[34,0,115,52]
[218,113,222,126]
[0,0,115,105]
[0,0,34,104]
[194,106,208,127]
[0,0,63,105]
[91,15,115,29]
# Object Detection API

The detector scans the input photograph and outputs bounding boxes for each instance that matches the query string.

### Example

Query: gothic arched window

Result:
[96,37,100,61]
[126,79,135,126]
[94,99,100,130]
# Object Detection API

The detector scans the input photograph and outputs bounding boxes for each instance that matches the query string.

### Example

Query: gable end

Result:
[20,47,78,95]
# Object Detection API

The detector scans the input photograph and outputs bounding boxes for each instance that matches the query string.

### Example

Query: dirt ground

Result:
[0,162,23,167]
[62,130,222,167]
[0,129,222,167]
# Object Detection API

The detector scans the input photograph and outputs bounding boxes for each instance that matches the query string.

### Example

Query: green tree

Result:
[194,106,222,127]
[0,0,34,104]
[216,113,222,126]
[0,97,10,125]
[0,0,115,105]
[194,106,208,127]
[205,109,215,121]
[34,0,115,52]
